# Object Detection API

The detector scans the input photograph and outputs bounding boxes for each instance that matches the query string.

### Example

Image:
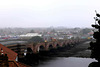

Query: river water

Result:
[33,57,96,67]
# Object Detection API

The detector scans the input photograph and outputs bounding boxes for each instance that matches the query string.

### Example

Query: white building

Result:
[19,33,42,39]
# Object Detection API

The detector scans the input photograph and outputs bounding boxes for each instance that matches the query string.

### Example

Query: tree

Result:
[30,30,35,33]
[80,28,91,35]
[28,36,44,43]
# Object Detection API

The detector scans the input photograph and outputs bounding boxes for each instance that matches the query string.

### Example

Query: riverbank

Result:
[47,41,91,58]
[72,41,91,58]
[65,41,91,58]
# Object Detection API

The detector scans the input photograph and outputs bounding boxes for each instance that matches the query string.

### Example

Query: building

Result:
[0,43,30,67]
[19,33,42,39]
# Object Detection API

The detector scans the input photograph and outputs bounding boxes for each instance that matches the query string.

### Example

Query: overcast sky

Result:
[0,0,100,28]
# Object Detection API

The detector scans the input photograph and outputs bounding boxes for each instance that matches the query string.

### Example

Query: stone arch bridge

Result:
[6,39,87,55]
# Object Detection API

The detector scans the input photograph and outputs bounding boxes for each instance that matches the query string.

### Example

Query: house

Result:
[0,43,17,61]
[0,43,30,67]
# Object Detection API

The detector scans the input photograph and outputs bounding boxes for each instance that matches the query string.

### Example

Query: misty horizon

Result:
[0,0,100,28]
[0,24,93,28]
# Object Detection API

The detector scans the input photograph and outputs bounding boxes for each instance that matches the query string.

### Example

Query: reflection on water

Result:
[33,57,97,67]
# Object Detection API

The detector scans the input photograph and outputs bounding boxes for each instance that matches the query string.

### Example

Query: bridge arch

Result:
[27,47,33,54]
[39,45,45,52]
[48,44,53,50]
[56,43,60,47]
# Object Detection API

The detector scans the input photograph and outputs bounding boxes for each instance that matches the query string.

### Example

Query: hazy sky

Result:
[0,0,100,28]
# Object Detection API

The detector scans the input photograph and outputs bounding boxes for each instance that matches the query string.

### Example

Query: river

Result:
[33,57,96,67]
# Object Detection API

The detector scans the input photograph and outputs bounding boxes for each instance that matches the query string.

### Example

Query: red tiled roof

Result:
[16,61,31,67]
[9,61,31,67]
[0,43,18,60]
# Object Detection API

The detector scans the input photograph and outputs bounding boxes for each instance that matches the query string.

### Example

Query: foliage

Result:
[28,36,44,43]
[80,28,91,34]
[30,30,35,33]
